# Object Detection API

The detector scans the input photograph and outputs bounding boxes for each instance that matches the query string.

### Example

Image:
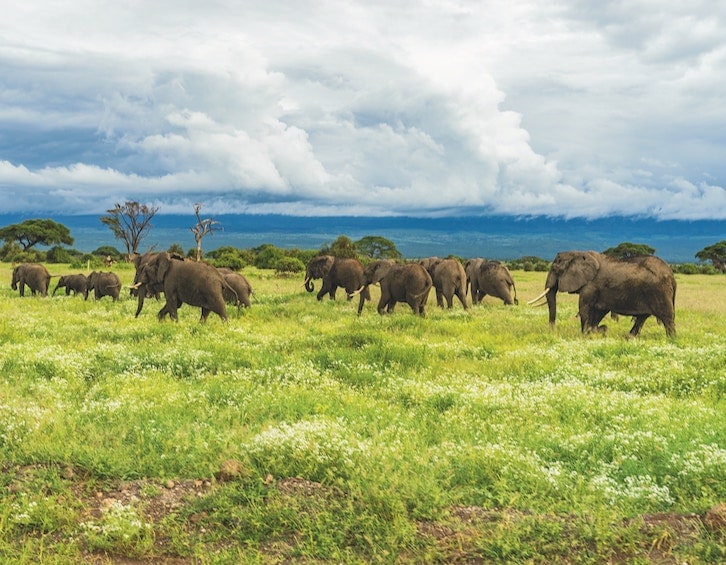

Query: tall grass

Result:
[0,264,724,563]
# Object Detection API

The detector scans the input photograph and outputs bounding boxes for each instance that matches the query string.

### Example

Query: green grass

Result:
[0,264,724,563]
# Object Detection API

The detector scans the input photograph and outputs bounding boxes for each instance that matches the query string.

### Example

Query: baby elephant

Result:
[218,268,253,309]
[88,271,122,301]
[53,274,89,300]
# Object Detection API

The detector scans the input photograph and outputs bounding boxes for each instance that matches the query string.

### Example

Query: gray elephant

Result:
[463,258,486,300]
[529,251,676,337]
[53,274,89,300]
[11,263,52,297]
[354,260,432,316]
[304,255,370,303]
[465,259,518,305]
[88,271,122,301]
[132,251,231,322]
[218,268,253,309]
[130,251,185,299]
[419,257,468,310]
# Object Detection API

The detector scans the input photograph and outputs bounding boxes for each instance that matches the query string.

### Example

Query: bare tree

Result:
[100,201,160,260]
[190,203,221,261]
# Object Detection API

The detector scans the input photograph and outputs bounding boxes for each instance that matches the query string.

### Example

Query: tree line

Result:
[1,201,725,275]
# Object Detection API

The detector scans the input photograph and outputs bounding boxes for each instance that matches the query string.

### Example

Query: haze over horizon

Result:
[1,2,725,220]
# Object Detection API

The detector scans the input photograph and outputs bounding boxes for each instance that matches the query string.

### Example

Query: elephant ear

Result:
[559,253,599,292]
[154,252,173,282]
[313,256,335,277]
[367,260,393,283]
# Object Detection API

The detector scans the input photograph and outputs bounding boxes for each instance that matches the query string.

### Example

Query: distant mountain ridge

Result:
[1,213,724,263]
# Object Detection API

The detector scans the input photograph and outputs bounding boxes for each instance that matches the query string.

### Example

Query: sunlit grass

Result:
[0,263,724,562]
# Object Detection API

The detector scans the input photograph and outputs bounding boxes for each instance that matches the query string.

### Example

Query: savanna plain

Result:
[0,263,724,564]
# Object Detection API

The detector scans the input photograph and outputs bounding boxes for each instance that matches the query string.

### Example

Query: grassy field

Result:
[0,262,724,563]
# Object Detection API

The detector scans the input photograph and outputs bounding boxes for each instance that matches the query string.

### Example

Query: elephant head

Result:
[418,257,443,278]
[530,251,600,326]
[303,255,335,292]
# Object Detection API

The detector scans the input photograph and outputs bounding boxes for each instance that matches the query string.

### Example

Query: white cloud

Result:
[0,0,724,219]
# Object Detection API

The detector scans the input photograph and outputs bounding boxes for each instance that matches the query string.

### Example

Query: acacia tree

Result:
[321,235,357,258]
[190,203,221,261]
[0,218,73,250]
[603,242,655,258]
[355,235,402,260]
[100,201,159,260]
[695,240,726,273]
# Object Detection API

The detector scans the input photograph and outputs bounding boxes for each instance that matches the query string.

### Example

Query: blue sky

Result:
[1,1,725,220]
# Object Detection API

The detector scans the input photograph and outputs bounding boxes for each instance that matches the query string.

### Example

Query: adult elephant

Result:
[53,274,89,300]
[11,263,52,297]
[529,251,676,337]
[88,271,122,301]
[354,260,432,316]
[419,257,468,310]
[218,268,253,309]
[133,251,231,322]
[466,259,518,305]
[304,255,370,303]
[463,258,486,300]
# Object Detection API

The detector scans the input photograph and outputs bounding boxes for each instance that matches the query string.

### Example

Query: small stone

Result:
[165,480,175,489]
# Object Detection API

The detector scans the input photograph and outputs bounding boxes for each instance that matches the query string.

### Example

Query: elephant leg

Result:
[199,308,211,323]
[629,315,649,337]
[316,285,327,301]
[588,309,609,333]
[456,288,468,310]
[377,296,388,315]
[661,317,676,338]
[159,301,177,321]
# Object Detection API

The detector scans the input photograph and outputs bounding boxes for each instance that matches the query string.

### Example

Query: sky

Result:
[1,1,725,220]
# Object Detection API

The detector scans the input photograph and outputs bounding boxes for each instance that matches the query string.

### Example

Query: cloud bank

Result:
[1,0,725,219]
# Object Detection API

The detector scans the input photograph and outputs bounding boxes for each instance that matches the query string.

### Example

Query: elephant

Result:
[529,251,676,337]
[218,268,253,309]
[53,274,89,300]
[304,255,370,303]
[132,251,231,322]
[88,271,122,301]
[464,259,518,305]
[463,258,486,300]
[419,257,468,310]
[11,263,52,297]
[354,259,432,316]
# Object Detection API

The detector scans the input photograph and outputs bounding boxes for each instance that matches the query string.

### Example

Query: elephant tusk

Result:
[348,287,364,298]
[527,288,551,305]
[129,282,142,290]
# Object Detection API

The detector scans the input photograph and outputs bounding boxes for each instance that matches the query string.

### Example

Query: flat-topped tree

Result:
[0,218,73,250]
[696,240,726,273]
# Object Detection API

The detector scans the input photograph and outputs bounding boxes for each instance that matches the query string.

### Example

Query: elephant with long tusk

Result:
[532,251,676,337]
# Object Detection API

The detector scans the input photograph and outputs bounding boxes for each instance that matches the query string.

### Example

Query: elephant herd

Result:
[11,263,122,301]
[304,252,677,338]
[9,252,254,323]
[9,249,678,337]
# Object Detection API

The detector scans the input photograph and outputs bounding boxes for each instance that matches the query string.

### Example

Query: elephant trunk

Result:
[357,285,369,316]
[545,271,559,327]
[304,276,314,292]
[134,285,146,318]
